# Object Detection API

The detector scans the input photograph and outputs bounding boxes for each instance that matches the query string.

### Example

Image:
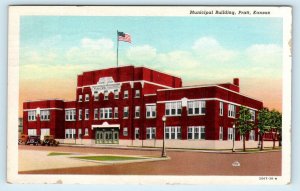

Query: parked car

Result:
[25,136,41,146]
[18,134,28,145]
[41,135,59,146]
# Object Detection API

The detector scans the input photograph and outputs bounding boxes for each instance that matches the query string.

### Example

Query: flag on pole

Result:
[118,31,131,43]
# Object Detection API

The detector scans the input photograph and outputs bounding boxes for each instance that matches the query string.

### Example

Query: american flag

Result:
[118,31,131,43]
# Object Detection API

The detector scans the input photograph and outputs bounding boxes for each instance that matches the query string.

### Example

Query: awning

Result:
[91,122,120,130]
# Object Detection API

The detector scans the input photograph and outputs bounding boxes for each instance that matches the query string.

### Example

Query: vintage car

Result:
[18,134,28,145]
[41,135,59,146]
[25,136,41,146]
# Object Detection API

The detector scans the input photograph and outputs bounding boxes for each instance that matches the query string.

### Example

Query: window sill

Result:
[165,115,181,117]
[187,114,205,116]
[40,120,50,121]
[228,116,236,119]
[65,120,76,122]
[99,118,113,120]
[146,117,156,119]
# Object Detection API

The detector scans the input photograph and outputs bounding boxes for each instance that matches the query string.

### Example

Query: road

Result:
[19,145,281,176]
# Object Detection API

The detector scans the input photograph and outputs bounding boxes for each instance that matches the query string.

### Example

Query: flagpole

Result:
[116,30,119,67]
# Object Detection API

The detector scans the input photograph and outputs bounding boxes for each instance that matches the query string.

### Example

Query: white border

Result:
[7,6,292,185]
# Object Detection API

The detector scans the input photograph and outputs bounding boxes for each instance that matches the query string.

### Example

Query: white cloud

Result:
[81,38,114,50]
[126,45,157,63]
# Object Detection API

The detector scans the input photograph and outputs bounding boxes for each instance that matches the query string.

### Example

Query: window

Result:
[94,108,98,120]
[228,128,233,140]
[85,109,89,120]
[65,109,76,121]
[250,110,255,121]
[124,90,128,99]
[40,110,50,121]
[85,128,89,136]
[123,127,128,136]
[135,90,140,98]
[28,129,37,136]
[104,91,109,100]
[78,109,82,120]
[146,127,156,139]
[94,93,99,101]
[78,95,82,102]
[123,107,129,118]
[135,128,140,139]
[187,126,205,140]
[219,126,223,140]
[228,104,236,118]
[114,107,119,118]
[28,111,36,121]
[78,128,82,138]
[187,101,206,115]
[85,94,90,102]
[146,105,156,118]
[99,108,113,119]
[165,126,181,139]
[135,106,140,118]
[249,130,255,141]
[114,90,119,99]
[65,129,76,139]
[165,102,182,116]
[220,102,224,116]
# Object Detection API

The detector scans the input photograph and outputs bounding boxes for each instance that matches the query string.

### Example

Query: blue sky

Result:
[19,16,283,111]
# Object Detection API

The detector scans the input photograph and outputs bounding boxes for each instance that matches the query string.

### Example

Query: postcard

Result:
[7,6,292,185]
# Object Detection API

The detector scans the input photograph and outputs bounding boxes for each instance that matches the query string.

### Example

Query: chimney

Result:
[233,78,239,86]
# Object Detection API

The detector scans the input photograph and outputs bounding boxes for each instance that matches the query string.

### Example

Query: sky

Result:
[19,16,283,117]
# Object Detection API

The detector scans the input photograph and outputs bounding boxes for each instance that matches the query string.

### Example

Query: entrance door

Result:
[95,128,119,144]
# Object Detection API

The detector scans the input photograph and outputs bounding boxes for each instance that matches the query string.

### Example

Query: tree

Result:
[234,106,255,152]
[257,108,272,150]
[269,110,282,149]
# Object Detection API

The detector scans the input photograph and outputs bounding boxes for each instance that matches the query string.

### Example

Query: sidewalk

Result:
[60,143,281,154]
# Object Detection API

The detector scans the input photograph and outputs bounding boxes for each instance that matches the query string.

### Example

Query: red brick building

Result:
[23,66,268,149]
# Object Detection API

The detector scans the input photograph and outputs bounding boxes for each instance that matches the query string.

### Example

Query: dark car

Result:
[41,135,59,146]
[25,136,41,146]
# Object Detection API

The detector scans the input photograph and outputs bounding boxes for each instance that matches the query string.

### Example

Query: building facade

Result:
[23,66,271,149]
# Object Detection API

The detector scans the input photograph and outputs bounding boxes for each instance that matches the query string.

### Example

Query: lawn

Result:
[48,152,73,156]
[72,155,146,161]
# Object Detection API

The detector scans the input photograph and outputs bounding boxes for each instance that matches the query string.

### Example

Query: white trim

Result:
[157,85,262,102]
[23,99,64,103]
[91,122,120,129]
[145,103,156,106]
[144,94,156,97]
[77,80,172,89]
[23,108,63,111]
[157,98,259,111]
[65,108,76,110]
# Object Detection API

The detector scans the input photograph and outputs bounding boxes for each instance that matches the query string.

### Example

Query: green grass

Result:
[48,152,72,156]
[72,155,145,161]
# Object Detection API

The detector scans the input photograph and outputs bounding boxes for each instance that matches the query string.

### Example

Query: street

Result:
[19,145,281,176]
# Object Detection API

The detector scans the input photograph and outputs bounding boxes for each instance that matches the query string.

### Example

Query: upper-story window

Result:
[28,110,36,121]
[114,90,119,99]
[94,108,99,120]
[228,104,236,118]
[124,90,129,99]
[85,94,90,102]
[65,109,76,121]
[78,95,83,102]
[100,108,113,119]
[94,92,99,101]
[85,109,89,120]
[123,107,129,118]
[40,110,50,121]
[78,109,82,120]
[250,110,255,121]
[146,105,156,118]
[104,91,109,100]
[114,107,119,118]
[165,102,182,116]
[135,106,140,118]
[135,90,140,98]
[187,101,206,115]
[219,102,224,116]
